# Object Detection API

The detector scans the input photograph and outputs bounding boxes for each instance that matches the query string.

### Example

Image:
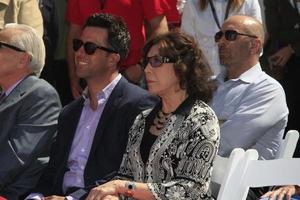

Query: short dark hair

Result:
[84,13,130,62]
[143,30,216,103]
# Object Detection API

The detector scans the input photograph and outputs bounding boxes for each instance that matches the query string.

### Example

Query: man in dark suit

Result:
[26,13,157,199]
[0,24,61,199]
[264,0,300,157]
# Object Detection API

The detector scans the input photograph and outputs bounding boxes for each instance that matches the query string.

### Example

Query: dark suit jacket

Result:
[34,77,158,195]
[264,0,300,56]
[0,75,61,199]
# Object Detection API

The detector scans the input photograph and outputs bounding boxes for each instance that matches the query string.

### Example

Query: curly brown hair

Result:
[143,30,216,103]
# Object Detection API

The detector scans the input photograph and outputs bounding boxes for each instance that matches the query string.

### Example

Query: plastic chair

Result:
[211,148,259,200]
[235,157,300,200]
[276,130,300,158]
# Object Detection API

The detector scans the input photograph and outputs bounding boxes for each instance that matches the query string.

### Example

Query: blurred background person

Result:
[0,0,43,37]
[66,0,168,99]
[181,0,262,76]
[162,0,182,29]
[263,0,300,158]
[38,0,59,87]
[85,30,220,200]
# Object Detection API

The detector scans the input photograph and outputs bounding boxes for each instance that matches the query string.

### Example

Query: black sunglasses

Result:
[215,30,258,42]
[73,39,118,55]
[141,55,176,69]
[0,41,25,52]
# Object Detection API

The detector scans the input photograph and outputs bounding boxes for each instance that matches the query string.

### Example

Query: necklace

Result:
[149,110,172,135]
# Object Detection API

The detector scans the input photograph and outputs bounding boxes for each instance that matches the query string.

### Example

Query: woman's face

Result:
[144,43,181,97]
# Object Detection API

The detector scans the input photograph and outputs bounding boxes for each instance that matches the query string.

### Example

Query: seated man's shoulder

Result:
[250,72,284,93]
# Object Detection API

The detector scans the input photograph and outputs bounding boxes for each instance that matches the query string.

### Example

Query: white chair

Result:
[235,157,300,200]
[276,130,300,158]
[211,148,259,200]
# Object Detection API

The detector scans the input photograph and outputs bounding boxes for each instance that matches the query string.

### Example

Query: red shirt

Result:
[67,0,165,70]
[163,0,180,23]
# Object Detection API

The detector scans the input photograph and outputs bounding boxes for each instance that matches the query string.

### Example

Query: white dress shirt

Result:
[209,63,288,160]
[181,0,262,75]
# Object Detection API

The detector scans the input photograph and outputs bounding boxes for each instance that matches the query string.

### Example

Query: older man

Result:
[210,15,289,160]
[0,24,61,199]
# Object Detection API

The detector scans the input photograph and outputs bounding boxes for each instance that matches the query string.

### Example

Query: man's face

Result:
[216,21,252,69]
[0,33,24,86]
[74,27,115,81]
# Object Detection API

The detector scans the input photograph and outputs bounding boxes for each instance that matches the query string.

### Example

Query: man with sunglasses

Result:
[0,24,61,199]
[210,15,288,160]
[26,13,157,200]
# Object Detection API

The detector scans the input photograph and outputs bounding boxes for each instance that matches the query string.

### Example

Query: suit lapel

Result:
[0,76,34,111]
[62,98,85,156]
[88,77,127,156]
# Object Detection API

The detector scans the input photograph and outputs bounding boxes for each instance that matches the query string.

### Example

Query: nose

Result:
[75,44,85,56]
[144,62,152,73]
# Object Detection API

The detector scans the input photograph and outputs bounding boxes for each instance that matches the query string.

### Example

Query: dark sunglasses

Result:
[141,55,176,69]
[73,39,118,55]
[215,30,258,42]
[0,41,25,52]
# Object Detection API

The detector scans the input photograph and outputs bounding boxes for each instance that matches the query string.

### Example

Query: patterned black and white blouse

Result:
[117,99,220,200]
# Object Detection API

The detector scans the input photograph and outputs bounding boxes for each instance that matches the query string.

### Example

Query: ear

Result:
[19,53,31,66]
[108,53,121,69]
[250,39,261,54]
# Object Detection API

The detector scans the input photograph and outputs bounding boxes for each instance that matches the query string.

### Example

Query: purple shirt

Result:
[62,74,121,193]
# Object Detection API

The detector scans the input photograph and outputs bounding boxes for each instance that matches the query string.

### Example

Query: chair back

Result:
[212,148,259,200]
[236,157,300,200]
[276,130,299,158]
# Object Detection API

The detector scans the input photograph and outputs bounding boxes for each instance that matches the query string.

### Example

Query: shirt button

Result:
[81,148,85,152]
[80,165,85,170]
[77,178,81,183]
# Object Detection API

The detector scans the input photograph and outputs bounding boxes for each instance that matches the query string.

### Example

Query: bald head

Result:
[224,15,265,50]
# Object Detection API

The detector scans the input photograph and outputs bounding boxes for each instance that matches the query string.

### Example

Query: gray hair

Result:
[4,23,45,77]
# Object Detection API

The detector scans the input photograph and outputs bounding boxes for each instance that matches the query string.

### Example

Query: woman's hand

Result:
[86,180,122,200]
[261,185,297,200]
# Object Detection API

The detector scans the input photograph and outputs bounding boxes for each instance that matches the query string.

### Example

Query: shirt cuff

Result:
[65,196,75,200]
[24,193,44,200]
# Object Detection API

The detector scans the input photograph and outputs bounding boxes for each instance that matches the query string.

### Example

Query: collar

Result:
[82,73,122,105]
[2,77,26,96]
[216,62,262,84]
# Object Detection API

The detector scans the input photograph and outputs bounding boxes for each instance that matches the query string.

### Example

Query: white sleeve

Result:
[24,193,44,200]
[181,0,196,38]
[219,81,288,160]
[248,0,263,22]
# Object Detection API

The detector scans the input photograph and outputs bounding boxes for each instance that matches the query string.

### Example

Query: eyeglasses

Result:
[142,55,176,69]
[73,39,118,55]
[0,41,25,52]
[215,30,258,42]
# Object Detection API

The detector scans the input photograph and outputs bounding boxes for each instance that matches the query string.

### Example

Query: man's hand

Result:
[123,64,143,84]
[261,185,297,200]
[269,45,294,67]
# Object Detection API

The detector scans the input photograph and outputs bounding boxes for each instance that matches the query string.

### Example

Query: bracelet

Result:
[124,181,136,197]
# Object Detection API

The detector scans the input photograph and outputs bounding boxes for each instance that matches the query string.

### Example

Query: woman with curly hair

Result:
[181,0,262,76]
[86,30,220,200]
